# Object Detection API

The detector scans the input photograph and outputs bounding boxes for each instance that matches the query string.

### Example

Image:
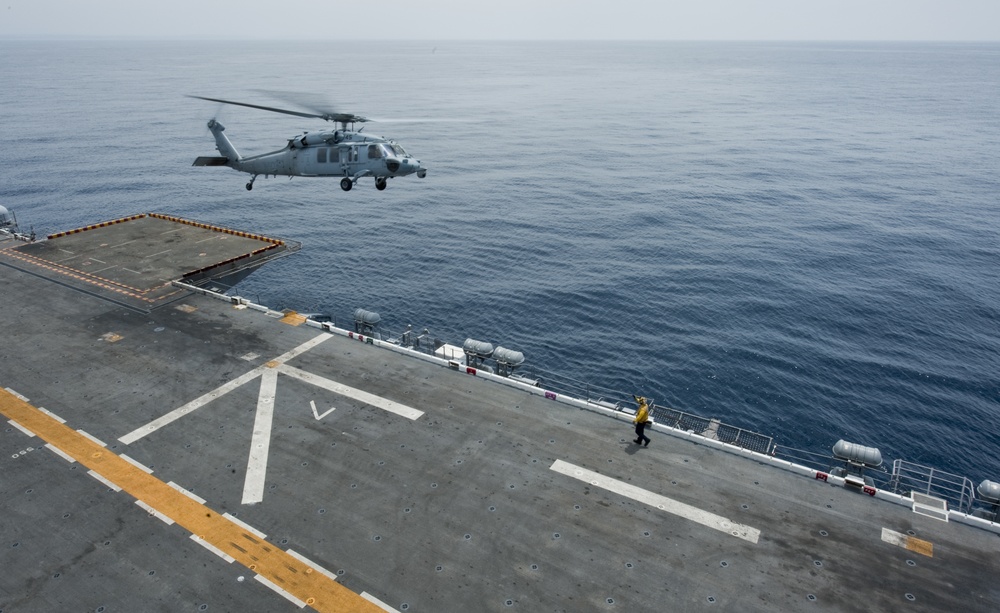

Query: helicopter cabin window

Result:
[317,148,327,163]
[367,144,383,159]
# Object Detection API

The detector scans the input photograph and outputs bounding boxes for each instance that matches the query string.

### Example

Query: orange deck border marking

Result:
[47,213,149,240]
[0,388,383,613]
[0,249,160,302]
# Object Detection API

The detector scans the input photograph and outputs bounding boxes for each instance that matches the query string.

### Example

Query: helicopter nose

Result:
[387,157,426,177]
[402,157,426,176]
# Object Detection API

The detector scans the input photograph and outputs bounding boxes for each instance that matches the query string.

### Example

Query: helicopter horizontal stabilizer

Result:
[192,156,229,167]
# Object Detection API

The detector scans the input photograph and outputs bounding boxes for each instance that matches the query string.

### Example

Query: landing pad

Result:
[0,213,297,311]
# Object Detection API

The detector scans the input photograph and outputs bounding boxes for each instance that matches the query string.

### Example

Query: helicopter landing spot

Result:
[118,332,424,505]
[0,213,295,310]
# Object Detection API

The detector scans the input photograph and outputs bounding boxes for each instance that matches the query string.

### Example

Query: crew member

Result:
[633,395,651,447]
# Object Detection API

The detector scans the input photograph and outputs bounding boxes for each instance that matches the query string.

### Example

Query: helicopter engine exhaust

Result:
[292,131,341,148]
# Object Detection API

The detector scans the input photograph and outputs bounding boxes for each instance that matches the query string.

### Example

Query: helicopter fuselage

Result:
[194,119,427,192]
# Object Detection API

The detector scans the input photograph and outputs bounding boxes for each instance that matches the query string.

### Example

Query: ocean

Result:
[1,40,998,484]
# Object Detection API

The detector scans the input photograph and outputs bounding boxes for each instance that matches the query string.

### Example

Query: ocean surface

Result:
[1,41,998,484]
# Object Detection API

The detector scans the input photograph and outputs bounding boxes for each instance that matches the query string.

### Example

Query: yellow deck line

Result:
[0,388,383,613]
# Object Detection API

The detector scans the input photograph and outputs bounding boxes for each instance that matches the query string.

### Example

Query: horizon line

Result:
[1,35,999,44]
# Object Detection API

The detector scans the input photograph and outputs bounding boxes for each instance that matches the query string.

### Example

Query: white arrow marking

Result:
[310,400,336,420]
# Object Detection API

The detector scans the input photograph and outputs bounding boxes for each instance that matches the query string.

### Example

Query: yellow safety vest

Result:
[634,404,649,424]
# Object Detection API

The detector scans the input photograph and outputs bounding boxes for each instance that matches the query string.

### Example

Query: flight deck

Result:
[1,219,998,612]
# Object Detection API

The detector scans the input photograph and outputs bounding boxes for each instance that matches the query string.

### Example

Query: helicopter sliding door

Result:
[339,146,359,177]
[312,146,340,177]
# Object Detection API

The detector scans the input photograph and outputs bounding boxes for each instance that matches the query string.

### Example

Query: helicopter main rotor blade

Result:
[187,95,328,121]
[253,89,340,119]
[251,90,371,124]
[251,89,472,125]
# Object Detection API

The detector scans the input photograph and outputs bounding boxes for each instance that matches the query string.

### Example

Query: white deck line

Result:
[37,407,66,423]
[361,592,402,613]
[8,419,36,437]
[136,500,175,525]
[88,470,123,492]
[3,387,30,402]
[550,459,761,544]
[242,369,277,505]
[76,429,107,447]
[45,444,76,463]
[118,366,264,444]
[285,549,338,582]
[222,512,267,540]
[255,574,306,608]
[190,534,236,563]
[278,364,424,421]
[119,453,154,473]
[168,481,207,504]
[269,332,331,364]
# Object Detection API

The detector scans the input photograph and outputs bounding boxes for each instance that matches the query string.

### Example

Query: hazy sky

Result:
[2,1,998,41]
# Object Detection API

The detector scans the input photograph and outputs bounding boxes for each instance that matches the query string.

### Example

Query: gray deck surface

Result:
[1,242,998,612]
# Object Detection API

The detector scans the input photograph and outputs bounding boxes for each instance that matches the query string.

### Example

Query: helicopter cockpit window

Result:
[390,144,407,156]
[317,148,327,163]
[367,144,383,159]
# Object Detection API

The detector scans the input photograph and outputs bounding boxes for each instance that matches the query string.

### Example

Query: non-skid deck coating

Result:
[1,245,999,612]
[0,213,291,309]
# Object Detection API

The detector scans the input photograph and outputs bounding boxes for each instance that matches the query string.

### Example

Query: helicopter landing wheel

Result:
[245,182,253,191]
[340,178,353,192]
[375,177,387,191]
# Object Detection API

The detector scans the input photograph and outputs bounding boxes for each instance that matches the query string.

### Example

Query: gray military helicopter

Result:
[190,95,427,192]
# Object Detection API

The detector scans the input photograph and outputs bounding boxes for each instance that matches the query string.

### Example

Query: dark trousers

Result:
[634,422,650,445]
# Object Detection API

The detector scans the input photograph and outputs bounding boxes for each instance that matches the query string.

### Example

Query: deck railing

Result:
[357,322,778,456]
[888,460,977,514]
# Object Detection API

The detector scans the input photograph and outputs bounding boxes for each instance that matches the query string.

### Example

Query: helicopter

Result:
[189,95,427,192]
